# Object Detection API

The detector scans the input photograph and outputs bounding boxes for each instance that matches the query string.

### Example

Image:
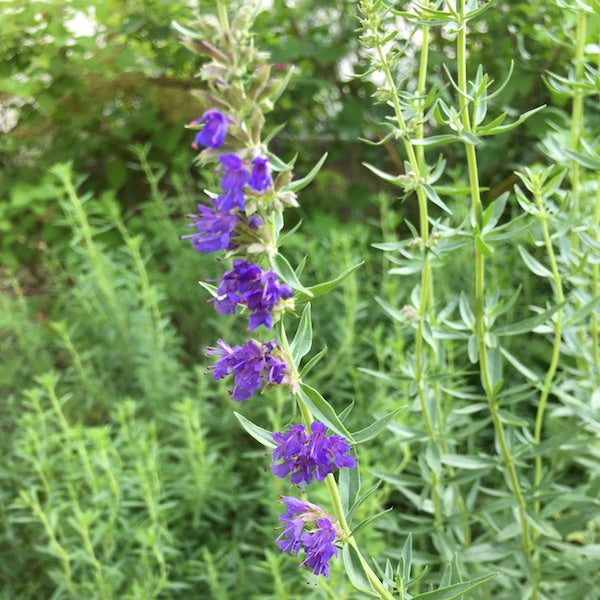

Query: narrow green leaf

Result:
[475,233,494,254]
[525,511,561,540]
[198,280,218,298]
[411,573,498,600]
[352,408,404,444]
[350,508,393,537]
[269,253,313,296]
[297,262,364,301]
[297,383,353,440]
[285,152,328,192]
[362,162,404,187]
[422,183,452,214]
[233,412,275,449]
[518,246,553,278]
[348,480,383,521]
[290,303,312,364]
[339,464,361,514]
[441,454,497,470]
[341,545,377,597]
[299,346,327,377]
[494,302,565,336]
[401,533,413,581]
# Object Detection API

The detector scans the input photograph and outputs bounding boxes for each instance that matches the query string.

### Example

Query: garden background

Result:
[1,0,599,599]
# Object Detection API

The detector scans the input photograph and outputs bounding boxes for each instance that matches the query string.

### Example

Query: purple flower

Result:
[214,259,294,329]
[271,421,356,485]
[249,155,272,192]
[215,153,249,212]
[206,339,287,401]
[276,497,341,579]
[191,109,228,149]
[181,204,239,253]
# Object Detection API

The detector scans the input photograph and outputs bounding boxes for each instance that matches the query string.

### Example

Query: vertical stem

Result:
[216,0,230,35]
[455,0,532,573]
[569,10,587,221]
[532,185,564,506]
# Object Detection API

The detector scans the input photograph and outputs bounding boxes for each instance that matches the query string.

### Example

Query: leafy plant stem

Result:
[216,0,230,36]
[295,395,394,599]
[456,0,533,580]
[569,9,587,225]
[532,182,564,511]
[593,178,600,382]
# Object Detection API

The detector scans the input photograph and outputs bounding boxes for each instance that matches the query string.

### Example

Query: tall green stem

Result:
[455,0,532,570]
[532,184,564,506]
[216,0,230,35]
[569,10,587,222]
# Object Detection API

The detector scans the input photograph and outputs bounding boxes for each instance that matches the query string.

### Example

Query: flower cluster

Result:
[272,422,357,485]
[215,259,293,329]
[206,339,288,401]
[186,37,344,580]
[276,497,342,580]
[184,108,273,256]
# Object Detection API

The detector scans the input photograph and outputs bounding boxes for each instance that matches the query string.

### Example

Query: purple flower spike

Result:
[214,259,294,329]
[271,421,356,485]
[206,339,288,401]
[249,154,272,192]
[276,497,341,580]
[191,109,228,149]
[181,204,238,253]
[215,153,249,212]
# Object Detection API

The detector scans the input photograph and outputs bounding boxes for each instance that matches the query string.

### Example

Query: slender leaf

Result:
[233,412,275,449]
[297,383,353,440]
[352,408,405,444]
[290,303,312,364]
[411,572,498,599]
[285,152,328,192]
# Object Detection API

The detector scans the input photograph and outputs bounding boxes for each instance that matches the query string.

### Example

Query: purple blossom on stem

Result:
[214,259,293,329]
[249,154,272,192]
[181,204,239,253]
[205,339,287,401]
[215,153,249,212]
[190,109,228,149]
[271,421,356,485]
[276,497,341,580]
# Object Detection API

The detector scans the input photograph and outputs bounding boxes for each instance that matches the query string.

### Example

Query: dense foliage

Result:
[1,0,599,598]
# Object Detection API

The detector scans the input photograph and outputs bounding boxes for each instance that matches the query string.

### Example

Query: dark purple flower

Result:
[249,155,272,192]
[276,497,341,579]
[271,421,356,485]
[181,204,239,253]
[191,109,228,149]
[206,339,287,401]
[214,153,249,212]
[214,259,294,329]
[300,518,339,579]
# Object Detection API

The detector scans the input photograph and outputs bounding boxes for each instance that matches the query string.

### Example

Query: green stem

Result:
[455,0,532,570]
[295,394,395,600]
[569,10,587,222]
[532,185,565,505]
[216,0,230,35]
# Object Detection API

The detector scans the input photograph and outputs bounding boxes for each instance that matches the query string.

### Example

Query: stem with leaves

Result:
[454,0,533,573]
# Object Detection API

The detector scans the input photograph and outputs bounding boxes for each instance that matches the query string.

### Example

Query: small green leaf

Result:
[299,346,327,377]
[518,246,553,278]
[341,545,377,597]
[269,253,313,296]
[297,383,353,440]
[233,412,275,449]
[290,303,312,364]
[422,183,452,214]
[494,301,565,336]
[297,262,364,302]
[339,464,361,514]
[350,508,393,537]
[284,152,328,192]
[441,454,497,470]
[348,480,383,521]
[352,408,404,444]
[411,572,498,600]
[475,233,494,254]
